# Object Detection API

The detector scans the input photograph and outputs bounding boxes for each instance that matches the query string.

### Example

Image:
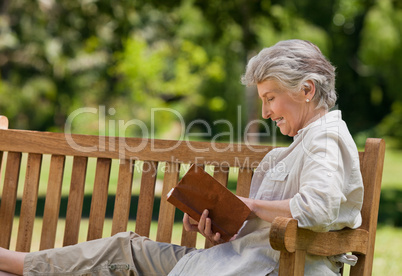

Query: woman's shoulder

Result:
[295,110,359,157]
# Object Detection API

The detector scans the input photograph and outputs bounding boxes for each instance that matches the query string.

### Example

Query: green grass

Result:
[364,143,402,275]
[373,225,402,275]
[381,147,402,189]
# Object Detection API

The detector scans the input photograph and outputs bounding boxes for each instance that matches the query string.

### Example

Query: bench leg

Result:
[278,250,306,276]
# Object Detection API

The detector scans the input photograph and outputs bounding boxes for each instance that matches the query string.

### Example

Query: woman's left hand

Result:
[237,196,257,219]
[183,210,225,245]
[237,196,292,223]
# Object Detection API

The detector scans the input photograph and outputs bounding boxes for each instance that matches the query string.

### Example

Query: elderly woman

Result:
[0,39,363,276]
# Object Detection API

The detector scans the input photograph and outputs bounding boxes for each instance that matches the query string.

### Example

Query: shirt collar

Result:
[293,110,342,140]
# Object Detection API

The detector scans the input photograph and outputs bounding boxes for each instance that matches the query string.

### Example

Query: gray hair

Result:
[241,39,337,110]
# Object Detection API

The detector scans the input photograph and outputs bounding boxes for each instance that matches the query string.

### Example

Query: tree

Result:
[1,0,401,146]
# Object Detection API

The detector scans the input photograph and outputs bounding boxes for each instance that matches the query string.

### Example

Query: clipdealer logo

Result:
[63,105,277,160]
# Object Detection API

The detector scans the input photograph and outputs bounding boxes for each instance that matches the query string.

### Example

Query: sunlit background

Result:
[1,0,402,274]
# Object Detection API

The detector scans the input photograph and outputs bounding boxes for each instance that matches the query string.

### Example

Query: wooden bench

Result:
[0,115,385,275]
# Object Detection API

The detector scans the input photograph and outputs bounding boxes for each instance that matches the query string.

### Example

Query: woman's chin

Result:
[279,128,295,137]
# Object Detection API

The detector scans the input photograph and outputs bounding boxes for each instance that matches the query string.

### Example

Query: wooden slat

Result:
[63,156,88,246]
[87,158,112,241]
[358,152,364,167]
[359,139,385,231]
[0,129,270,168]
[279,250,306,276]
[213,165,229,187]
[351,138,385,276]
[236,167,253,197]
[16,153,43,252]
[0,151,4,178]
[40,155,66,250]
[135,161,158,237]
[111,159,134,235]
[156,162,180,243]
[0,152,22,249]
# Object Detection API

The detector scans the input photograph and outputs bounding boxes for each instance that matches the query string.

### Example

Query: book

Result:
[167,164,251,242]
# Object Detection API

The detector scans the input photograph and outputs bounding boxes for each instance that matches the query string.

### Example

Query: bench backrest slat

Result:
[0,151,4,182]
[213,165,229,187]
[87,158,112,241]
[63,156,88,246]
[0,152,22,249]
[111,160,134,236]
[236,167,254,197]
[350,139,385,275]
[135,161,158,237]
[16,153,42,252]
[40,155,65,250]
[156,162,181,243]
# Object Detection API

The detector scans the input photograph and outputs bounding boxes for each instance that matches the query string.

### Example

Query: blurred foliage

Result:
[0,0,401,144]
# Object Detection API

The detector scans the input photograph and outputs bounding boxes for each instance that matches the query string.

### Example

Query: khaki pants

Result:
[23,232,197,276]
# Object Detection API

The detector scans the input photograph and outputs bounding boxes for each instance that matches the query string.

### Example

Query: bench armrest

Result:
[269,217,369,256]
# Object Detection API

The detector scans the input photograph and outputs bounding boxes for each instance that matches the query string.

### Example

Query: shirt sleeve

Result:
[289,129,347,232]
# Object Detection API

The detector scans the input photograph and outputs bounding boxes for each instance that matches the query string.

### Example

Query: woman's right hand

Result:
[183,210,224,245]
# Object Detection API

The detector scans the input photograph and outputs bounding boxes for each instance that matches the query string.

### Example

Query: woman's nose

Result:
[262,103,271,119]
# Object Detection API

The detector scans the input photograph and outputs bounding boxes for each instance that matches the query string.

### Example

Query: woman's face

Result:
[257,79,314,137]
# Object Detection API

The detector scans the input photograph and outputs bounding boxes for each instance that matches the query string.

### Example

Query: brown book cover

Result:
[167,164,251,242]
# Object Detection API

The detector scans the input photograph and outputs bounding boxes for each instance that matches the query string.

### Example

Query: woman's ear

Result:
[302,80,316,101]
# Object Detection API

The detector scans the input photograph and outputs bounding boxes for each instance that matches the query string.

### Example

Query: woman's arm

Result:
[183,197,293,245]
[238,196,293,223]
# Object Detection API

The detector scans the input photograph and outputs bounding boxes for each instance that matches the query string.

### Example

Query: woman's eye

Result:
[267,97,274,102]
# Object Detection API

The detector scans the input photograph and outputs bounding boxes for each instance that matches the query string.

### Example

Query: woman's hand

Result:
[183,210,224,245]
[237,196,257,219]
